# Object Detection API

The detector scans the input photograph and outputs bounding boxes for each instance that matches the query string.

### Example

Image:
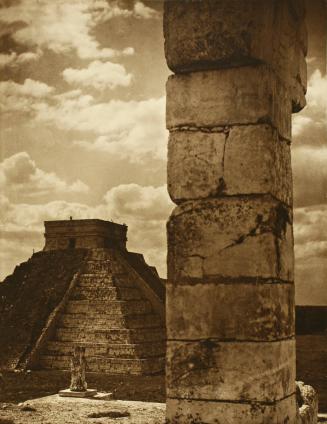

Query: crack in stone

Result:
[167,277,294,286]
[222,214,264,251]
[215,127,230,195]
[221,204,291,255]
[222,127,230,173]
[168,336,295,344]
[275,236,282,278]
[170,125,226,133]
[169,123,292,144]
[171,192,292,212]
[166,392,296,406]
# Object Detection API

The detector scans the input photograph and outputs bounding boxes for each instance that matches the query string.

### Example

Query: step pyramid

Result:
[0,219,166,375]
[38,248,166,375]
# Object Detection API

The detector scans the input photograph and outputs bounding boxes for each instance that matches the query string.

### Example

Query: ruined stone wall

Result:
[164,1,307,422]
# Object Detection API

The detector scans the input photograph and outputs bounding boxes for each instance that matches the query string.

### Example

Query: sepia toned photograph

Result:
[0,1,326,423]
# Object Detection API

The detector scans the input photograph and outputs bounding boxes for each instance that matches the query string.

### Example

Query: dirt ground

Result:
[0,370,165,404]
[0,370,165,423]
[0,396,165,424]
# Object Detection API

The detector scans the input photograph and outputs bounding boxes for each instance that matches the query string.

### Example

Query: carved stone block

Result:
[167,197,294,282]
[166,66,292,140]
[166,339,296,401]
[168,125,292,205]
[166,282,295,340]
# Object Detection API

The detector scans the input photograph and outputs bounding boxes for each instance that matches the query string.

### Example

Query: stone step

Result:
[77,274,135,289]
[71,286,142,301]
[64,300,153,315]
[55,327,165,344]
[39,354,165,375]
[82,260,114,274]
[44,340,165,358]
[85,249,111,261]
[58,313,162,329]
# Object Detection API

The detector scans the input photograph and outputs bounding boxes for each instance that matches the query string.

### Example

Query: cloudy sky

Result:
[0,0,326,305]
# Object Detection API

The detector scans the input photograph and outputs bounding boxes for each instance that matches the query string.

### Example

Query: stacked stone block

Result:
[39,249,165,375]
[164,1,307,423]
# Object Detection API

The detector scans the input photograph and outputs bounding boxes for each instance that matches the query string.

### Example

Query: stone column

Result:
[164,1,307,423]
[70,346,87,392]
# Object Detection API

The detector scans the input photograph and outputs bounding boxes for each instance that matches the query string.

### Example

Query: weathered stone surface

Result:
[168,125,292,205]
[166,282,294,341]
[166,395,297,424]
[297,17,308,56]
[296,381,318,424]
[167,197,294,282]
[166,66,292,140]
[290,45,307,112]
[70,346,87,392]
[164,0,272,71]
[274,2,307,112]
[164,1,304,421]
[168,130,226,201]
[166,339,295,402]
[225,126,292,203]
[164,0,307,111]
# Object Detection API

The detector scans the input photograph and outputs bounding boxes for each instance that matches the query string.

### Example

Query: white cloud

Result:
[294,204,327,253]
[292,115,313,137]
[0,152,89,198]
[122,47,134,56]
[292,145,327,207]
[63,60,132,90]
[37,94,167,162]
[133,1,159,19]
[17,51,42,63]
[0,78,54,113]
[292,70,327,141]
[0,52,17,68]
[306,70,327,112]
[0,50,43,69]
[11,79,53,98]
[294,204,327,305]
[104,183,172,221]
[1,80,167,163]
[91,0,160,22]
[0,0,136,60]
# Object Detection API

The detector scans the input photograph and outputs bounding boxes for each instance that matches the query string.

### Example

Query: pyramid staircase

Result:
[37,248,166,375]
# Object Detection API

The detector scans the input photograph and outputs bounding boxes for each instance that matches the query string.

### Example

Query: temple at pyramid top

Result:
[43,219,128,251]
